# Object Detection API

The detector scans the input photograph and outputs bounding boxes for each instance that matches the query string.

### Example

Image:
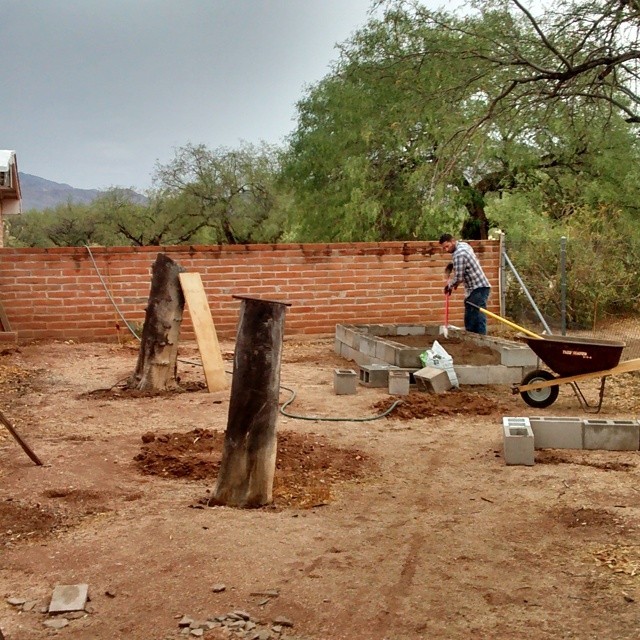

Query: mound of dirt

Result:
[386,335,501,366]
[0,491,111,547]
[373,390,509,419]
[134,428,376,509]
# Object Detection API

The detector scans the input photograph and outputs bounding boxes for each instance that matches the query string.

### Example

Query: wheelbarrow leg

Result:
[569,378,607,414]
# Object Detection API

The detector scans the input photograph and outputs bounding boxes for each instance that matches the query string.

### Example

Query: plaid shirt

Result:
[451,241,491,297]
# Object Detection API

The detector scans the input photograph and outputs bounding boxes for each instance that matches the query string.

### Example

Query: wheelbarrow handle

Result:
[465,300,542,339]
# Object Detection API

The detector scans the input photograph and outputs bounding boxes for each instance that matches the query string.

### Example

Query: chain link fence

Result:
[500,235,640,360]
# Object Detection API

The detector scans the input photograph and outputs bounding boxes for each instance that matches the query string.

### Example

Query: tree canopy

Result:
[9,0,640,246]
[280,0,640,240]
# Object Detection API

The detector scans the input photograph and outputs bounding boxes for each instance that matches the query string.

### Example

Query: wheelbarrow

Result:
[467,302,640,413]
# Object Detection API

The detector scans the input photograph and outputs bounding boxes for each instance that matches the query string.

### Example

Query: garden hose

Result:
[279,383,402,422]
[86,247,398,422]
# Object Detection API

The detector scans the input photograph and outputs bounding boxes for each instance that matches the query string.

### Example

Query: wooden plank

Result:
[178,272,228,392]
[517,357,640,392]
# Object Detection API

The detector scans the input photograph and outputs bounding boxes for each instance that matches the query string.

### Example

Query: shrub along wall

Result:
[0,241,500,343]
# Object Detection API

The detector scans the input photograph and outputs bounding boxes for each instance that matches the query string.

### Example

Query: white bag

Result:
[420,340,459,388]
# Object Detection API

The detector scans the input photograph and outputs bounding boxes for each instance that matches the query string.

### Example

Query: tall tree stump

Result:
[129,253,185,391]
[210,295,290,508]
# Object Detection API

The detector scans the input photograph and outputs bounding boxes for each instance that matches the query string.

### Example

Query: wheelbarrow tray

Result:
[524,335,625,377]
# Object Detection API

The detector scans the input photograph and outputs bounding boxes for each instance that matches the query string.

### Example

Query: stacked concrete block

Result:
[359,364,399,388]
[497,345,539,367]
[466,333,539,367]
[413,366,452,394]
[583,419,640,451]
[502,417,535,466]
[396,324,427,336]
[335,323,544,387]
[388,370,410,395]
[334,369,357,395]
[528,416,583,449]
[455,364,528,386]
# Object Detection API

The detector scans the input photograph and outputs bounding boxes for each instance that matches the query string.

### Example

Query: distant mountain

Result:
[18,173,147,211]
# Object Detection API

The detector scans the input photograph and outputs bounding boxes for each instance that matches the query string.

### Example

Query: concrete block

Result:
[394,347,423,369]
[367,324,395,337]
[396,324,426,336]
[498,345,539,367]
[583,419,640,451]
[502,417,535,466]
[454,365,526,385]
[414,366,452,394]
[359,364,398,388]
[375,339,399,364]
[49,584,89,613]
[388,370,410,395]
[359,335,378,358]
[503,416,531,427]
[335,324,360,349]
[334,369,357,395]
[529,416,584,449]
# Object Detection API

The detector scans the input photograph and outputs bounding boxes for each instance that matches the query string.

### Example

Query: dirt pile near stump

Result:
[373,390,510,419]
[134,428,377,509]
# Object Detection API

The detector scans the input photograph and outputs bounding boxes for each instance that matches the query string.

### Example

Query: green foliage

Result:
[152,142,286,245]
[7,201,114,247]
[280,1,640,242]
[7,145,289,248]
[491,195,640,328]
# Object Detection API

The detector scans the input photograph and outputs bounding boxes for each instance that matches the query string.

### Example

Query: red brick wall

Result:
[0,241,500,342]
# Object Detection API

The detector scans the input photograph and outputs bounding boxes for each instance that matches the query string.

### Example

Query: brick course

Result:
[0,241,500,342]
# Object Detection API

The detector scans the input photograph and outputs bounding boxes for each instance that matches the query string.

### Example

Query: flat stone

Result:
[212,584,226,593]
[7,597,26,606]
[249,590,279,598]
[273,616,294,627]
[44,618,69,629]
[66,611,87,620]
[48,584,89,613]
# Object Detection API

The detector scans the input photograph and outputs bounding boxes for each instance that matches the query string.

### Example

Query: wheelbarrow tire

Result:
[520,369,559,409]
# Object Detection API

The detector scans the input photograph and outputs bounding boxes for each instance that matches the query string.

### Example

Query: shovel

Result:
[443,291,450,339]
[465,301,542,339]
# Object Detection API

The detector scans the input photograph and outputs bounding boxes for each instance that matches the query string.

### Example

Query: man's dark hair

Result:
[439,233,454,244]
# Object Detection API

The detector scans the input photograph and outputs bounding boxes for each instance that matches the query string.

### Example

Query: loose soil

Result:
[1,336,640,639]
[385,334,501,366]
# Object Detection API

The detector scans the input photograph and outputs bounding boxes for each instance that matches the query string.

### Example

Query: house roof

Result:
[0,149,22,214]
[0,150,16,172]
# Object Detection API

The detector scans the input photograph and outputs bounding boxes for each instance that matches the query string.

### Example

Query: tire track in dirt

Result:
[314,427,451,637]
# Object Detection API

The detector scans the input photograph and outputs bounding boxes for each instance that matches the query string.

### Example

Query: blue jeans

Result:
[465,287,491,335]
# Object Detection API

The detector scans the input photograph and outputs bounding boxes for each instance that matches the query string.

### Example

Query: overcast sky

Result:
[2,1,460,192]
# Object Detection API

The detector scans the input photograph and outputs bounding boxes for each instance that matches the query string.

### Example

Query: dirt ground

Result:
[1,334,640,640]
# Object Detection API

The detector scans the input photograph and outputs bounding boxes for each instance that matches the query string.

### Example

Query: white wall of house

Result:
[0,150,23,247]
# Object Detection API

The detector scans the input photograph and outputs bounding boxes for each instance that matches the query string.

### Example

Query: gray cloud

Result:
[1,1,461,191]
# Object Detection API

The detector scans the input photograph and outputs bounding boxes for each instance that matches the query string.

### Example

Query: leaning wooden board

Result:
[178,272,228,392]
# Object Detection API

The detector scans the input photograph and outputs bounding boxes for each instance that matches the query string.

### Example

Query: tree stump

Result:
[128,253,185,391]
[210,295,290,508]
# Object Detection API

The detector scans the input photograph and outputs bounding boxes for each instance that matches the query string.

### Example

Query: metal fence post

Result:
[499,231,506,317]
[560,236,567,336]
